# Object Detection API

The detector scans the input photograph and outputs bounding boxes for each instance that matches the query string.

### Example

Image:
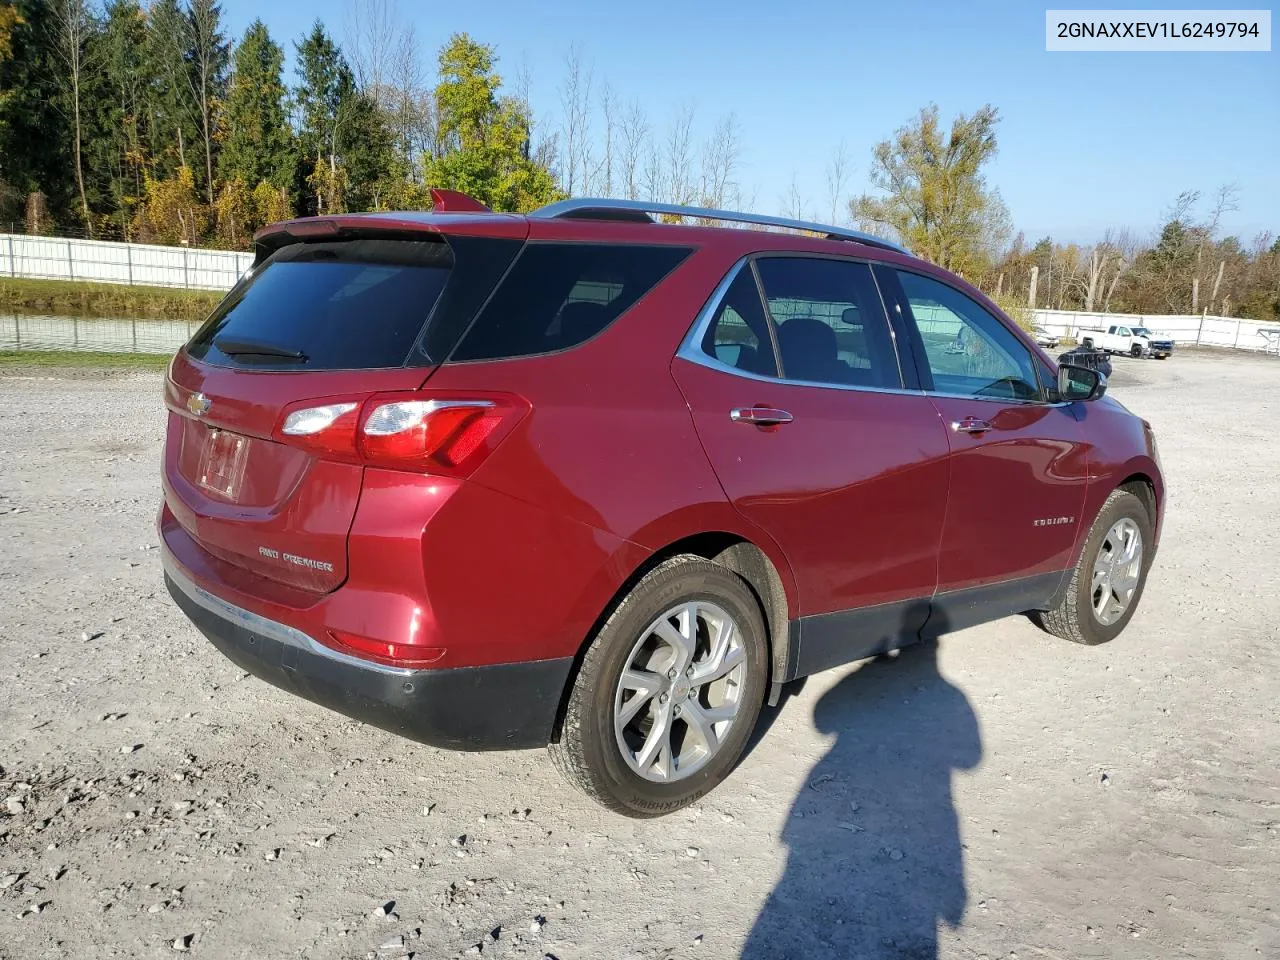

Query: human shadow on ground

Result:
[741,608,982,960]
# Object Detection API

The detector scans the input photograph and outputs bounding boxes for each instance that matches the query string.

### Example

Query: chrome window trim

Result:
[676,258,1068,407]
[163,552,422,677]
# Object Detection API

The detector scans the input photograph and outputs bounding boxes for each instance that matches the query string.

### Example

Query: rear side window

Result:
[450,243,692,362]
[188,239,453,370]
[700,270,778,377]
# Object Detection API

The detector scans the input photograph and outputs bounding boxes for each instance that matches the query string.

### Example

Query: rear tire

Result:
[549,555,768,817]
[1031,489,1153,645]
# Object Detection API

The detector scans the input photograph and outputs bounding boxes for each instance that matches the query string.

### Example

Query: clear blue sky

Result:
[221,0,1279,244]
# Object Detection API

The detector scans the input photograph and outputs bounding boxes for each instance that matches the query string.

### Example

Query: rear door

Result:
[671,255,950,676]
[880,266,1088,625]
[163,232,522,593]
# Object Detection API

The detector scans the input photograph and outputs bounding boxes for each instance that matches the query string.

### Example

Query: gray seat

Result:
[778,317,849,383]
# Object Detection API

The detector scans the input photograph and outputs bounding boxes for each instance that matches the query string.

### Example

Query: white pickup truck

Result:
[1078,323,1174,359]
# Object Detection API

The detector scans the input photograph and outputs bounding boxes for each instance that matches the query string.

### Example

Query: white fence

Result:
[1,233,1278,358]
[1033,309,1280,354]
[1,233,252,290]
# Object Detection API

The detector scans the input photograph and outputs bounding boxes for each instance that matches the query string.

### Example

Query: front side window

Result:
[754,258,901,389]
[896,270,1041,401]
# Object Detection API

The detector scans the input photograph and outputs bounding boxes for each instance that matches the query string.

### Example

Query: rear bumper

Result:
[164,555,572,750]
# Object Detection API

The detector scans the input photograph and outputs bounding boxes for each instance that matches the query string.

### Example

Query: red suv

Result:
[161,192,1164,817]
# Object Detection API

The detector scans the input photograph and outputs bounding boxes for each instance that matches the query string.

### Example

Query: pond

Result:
[0,313,197,355]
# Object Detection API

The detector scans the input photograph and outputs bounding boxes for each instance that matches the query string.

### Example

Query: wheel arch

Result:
[1074,462,1162,559]
[549,530,797,742]
[1118,471,1158,524]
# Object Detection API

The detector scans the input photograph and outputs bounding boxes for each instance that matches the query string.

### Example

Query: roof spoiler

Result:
[252,190,494,261]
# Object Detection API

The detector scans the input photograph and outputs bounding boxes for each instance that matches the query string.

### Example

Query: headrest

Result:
[778,317,837,355]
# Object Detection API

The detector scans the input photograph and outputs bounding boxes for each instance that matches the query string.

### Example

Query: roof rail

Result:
[529,198,908,254]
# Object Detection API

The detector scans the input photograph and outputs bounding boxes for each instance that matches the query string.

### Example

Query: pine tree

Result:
[219,20,294,189]
[142,0,199,182]
[294,21,355,214]
[0,0,74,224]
[294,22,354,164]
[186,0,228,204]
[88,0,151,237]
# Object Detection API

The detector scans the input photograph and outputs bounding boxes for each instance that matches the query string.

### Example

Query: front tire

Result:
[1031,489,1153,645]
[1130,343,1144,358]
[549,555,769,817]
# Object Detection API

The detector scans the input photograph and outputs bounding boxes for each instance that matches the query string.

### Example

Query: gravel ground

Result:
[1,350,1277,960]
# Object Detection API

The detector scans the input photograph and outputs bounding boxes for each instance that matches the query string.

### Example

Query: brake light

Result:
[272,392,525,475]
[360,400,500,467]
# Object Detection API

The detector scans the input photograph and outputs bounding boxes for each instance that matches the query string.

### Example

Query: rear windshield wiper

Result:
[213,336,309,362]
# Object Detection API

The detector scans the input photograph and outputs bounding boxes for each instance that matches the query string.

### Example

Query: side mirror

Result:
[1058,363,1107,402]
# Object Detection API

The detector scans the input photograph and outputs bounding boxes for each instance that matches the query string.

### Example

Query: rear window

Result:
[449,243,692,362]
[188,239,455,370]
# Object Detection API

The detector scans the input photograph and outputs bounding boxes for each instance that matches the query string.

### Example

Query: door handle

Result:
[730,407,794,427]
[951,416,992,435]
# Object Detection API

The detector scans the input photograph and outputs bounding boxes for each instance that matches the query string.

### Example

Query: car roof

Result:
[254,192,920,266]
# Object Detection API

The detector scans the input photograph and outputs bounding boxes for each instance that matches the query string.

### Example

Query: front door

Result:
[883,267,1089,630]
[671,256,950,676]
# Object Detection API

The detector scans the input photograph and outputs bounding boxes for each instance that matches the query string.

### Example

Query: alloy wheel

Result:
[613,601,748,783]
[1092,518,1143,626]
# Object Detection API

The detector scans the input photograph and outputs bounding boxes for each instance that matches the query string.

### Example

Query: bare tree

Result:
[559,44,593,195]
[618,100,649,200]
[1208,257,1226,313]
[1102,229,1138,312]
[780,172,806,220]
[1193,183,1239,303]
[1203,183,1239,236]
[699,112,740,209]
[510,57,555,175]
[387,24,428,175]
[48,0,95,232]
[641,139,663,204]
[1083,232,1115,312]
[345,0,398,108]
[1054,244,1085,309]
[825,140,850,224]
[664,103,695,205]
[597,82,618,197]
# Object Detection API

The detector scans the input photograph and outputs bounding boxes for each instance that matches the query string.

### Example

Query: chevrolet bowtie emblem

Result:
[187,392,212,416]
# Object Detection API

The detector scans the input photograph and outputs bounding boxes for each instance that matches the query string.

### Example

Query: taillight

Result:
[272,392,525,475]
[279,402,359,459]
[359,400,500,468]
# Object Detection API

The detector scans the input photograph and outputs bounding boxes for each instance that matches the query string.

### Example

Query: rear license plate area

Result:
[197,428,249,499]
